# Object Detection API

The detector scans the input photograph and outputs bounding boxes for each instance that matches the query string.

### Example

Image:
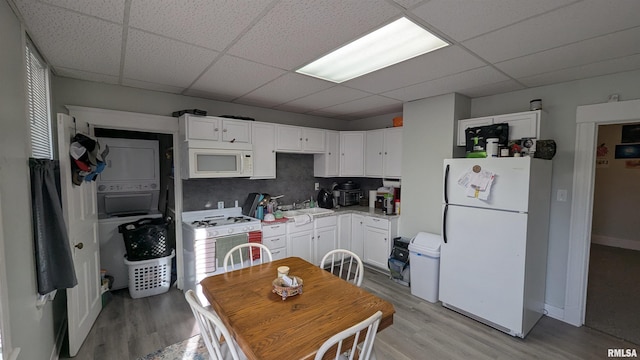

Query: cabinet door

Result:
[457,117,493,146]
[315,226,337,265]
[496,112,539,140]
[364,226,390,269]
[340,132,365,176]
[337,213,351,250]
[314,130,339,177]
[365,129,384,177]
[251,122,276,179]
[383,127,402,178]
[187,116,220,141]
[303,128,325,153]
[289,230,313,263]
[350,214,364,259]
[276,125,303,152]
[221,119,251,144]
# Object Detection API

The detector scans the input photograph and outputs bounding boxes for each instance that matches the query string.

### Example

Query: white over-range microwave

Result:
[181,144,254,179]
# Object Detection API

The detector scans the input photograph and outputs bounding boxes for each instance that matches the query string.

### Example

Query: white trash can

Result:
[408,232,442,303]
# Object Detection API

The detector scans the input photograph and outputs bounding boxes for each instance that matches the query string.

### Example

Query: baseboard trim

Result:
[591,234,640,251]
[544,303,565,322]
[50,316,67,360]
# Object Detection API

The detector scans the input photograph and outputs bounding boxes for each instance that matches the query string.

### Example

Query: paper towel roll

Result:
[369,190,376,208]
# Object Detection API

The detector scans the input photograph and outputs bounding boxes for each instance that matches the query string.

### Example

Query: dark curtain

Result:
[29,158,77,295]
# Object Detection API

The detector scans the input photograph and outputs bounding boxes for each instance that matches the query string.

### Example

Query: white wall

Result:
[0,2,57,359]
[400,93,469,237]
[470,69,640,310]
[52,77,349,131]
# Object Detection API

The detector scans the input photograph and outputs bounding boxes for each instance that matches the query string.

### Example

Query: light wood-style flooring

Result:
[62,266,637,360]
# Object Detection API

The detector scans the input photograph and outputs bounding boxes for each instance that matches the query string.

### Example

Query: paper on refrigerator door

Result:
[459,169,495,199]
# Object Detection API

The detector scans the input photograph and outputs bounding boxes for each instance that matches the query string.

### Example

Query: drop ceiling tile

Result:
[121,78,185,94]
[123,29,218,87]
[228,0,400,70]
[190,55,286,100]
[382,66,510,101]
[236,73,334,108]
[496,26,640,79]
[463,0,640,63]
[129,0,270,51]
[15,1,121,75]
[40,0,125,23]
[412,0,574,42]
[183,88,237,102]
[457,80,525,99]
[519,54,640,88]
[275,86,371,112]
[318,95,402,115]
[54,67,119,85]
[345,45,486,93]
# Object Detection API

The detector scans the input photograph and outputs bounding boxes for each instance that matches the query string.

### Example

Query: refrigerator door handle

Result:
[444,164,450,204]
[442,204,448,244]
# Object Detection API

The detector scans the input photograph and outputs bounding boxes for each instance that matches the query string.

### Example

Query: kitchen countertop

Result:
[263,205,399,224]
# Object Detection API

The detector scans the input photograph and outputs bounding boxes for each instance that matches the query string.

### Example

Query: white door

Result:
[339,132,365,176]
[350,214,364,259]
[443,157,531,212]
[365,129,384,177]
[251,122,276,179]
[315,226,337,264]
[383,128,402,178]
[57,114,101,356]
[302,128,325,152]
[363,226,388,269]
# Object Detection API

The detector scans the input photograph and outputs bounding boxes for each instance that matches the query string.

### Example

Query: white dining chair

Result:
[223,243,273,272]
[320,249,364,287]
[184,290,247,360]
[314,311,382,360]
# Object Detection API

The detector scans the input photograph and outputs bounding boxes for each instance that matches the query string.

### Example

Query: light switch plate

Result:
[315,182,319,191]
[218,201,224,209]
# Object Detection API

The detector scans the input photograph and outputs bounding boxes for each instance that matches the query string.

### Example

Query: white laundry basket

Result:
[124,250,174,299]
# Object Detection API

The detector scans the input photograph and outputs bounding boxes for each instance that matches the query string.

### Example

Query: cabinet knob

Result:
[223,129,228,132]
[74,242,84,249]
[342,153,345,156]
[328,152,331,155]
[272,150,275,153]
[378,152,382,155]
[300,138,303,141]
[384,238,387,242]
[384,152,387,155]
[214,128,219,131]
[305,138,309,141]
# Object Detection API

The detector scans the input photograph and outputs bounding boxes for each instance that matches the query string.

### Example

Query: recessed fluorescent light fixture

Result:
[296,17,448,83]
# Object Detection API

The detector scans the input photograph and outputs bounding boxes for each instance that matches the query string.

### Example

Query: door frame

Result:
[564,99,640,326]
[65,106,185,289]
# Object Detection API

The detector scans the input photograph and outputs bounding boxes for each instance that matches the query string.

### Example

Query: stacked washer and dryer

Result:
[97,137,162,290]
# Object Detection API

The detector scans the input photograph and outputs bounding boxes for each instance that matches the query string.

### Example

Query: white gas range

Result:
[182,207,262,296]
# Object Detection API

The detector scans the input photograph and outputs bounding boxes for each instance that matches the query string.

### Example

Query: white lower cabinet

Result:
[262,223,287,260]
[314,216,337,265]
[287,222,314,263]
[350,214,365,259]
[363,216,398,270]
[337,213,352,250]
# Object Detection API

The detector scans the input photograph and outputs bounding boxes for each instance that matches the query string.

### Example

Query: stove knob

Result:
[228,228,233,234]
[247,226,254,230]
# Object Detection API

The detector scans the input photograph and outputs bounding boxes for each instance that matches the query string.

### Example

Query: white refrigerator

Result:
[440,157,552,338]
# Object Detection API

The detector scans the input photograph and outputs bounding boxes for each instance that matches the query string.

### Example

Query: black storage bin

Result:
[389,237,411,286]
[118,217,171,261]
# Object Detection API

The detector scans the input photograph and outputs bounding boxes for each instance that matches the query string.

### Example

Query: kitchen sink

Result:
[281,208,334,217]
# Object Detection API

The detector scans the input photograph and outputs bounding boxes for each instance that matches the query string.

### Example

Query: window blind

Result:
[26,39,52,160]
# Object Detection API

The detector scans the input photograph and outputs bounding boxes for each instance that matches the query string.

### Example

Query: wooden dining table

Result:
[200,256,395,360]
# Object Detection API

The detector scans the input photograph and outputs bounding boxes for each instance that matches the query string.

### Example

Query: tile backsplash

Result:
[182,153,382,211]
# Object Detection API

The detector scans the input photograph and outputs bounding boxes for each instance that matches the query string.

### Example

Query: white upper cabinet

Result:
[365,129,384,177]
[182,114,251,144]
[457,110,545,146]
[339,131,365,177]
[314,130,339,177]
[251,122,276,179]
[383,127,402,179]
[365,128,402,179]
[275,125,325,153]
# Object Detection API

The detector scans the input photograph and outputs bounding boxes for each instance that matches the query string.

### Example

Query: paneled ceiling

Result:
[10,0,640,120]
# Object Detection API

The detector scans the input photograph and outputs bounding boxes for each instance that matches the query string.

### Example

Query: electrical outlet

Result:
[315,182,319,191]
[557,189,568,202]
[217,201,224,209]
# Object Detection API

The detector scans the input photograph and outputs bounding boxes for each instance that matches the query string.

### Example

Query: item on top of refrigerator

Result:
[465,123,509,154]
[533,140,556,160]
